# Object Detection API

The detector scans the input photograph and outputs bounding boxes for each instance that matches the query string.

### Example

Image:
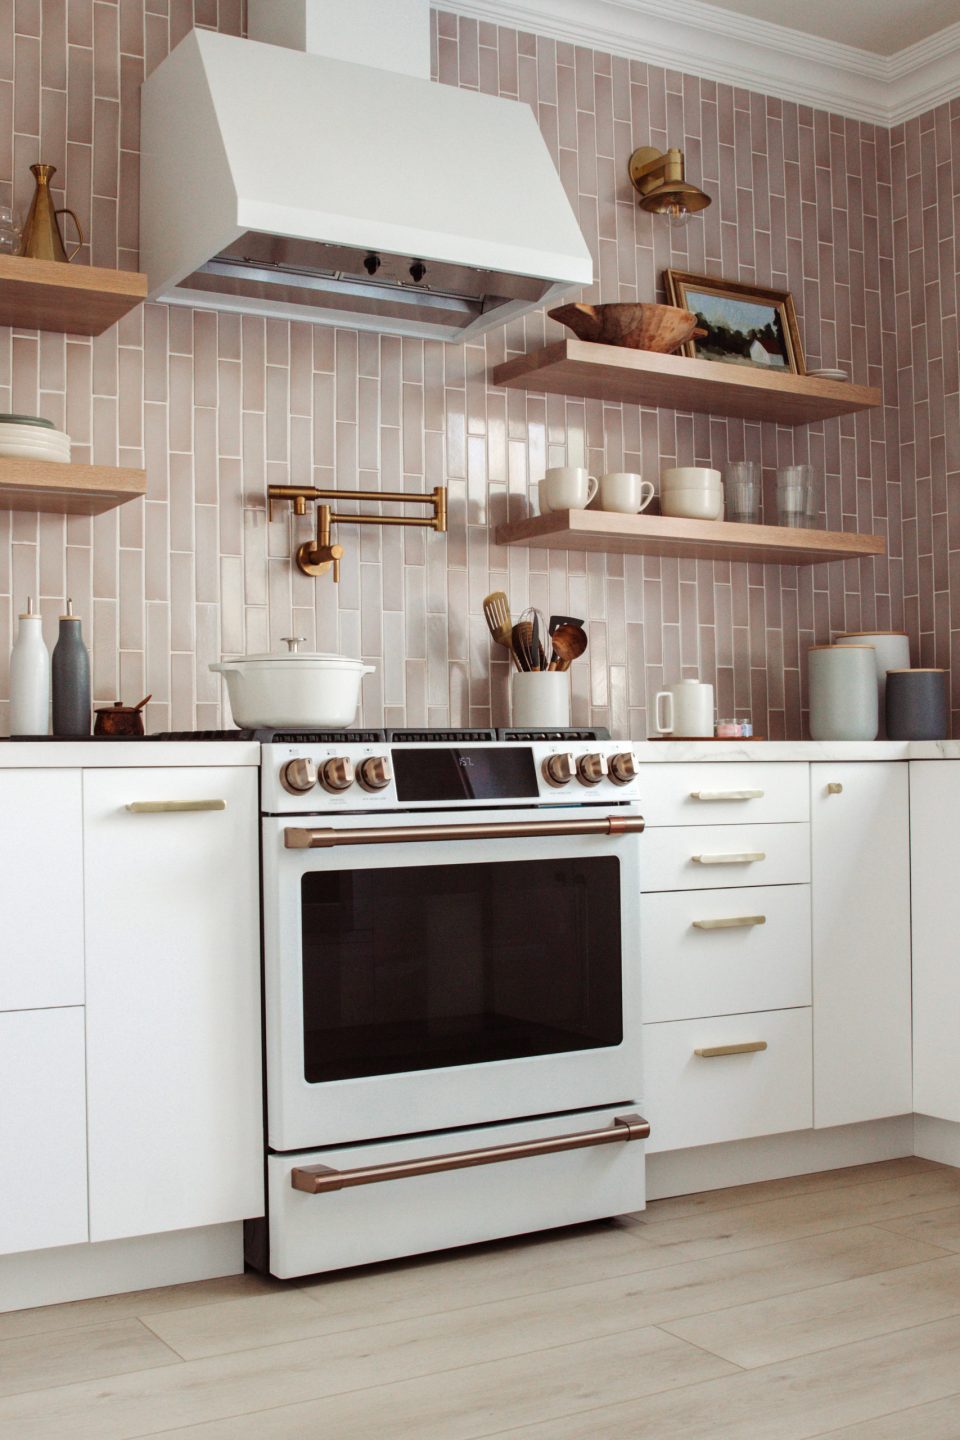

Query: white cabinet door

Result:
[0,1008,87,1254]
[0,770,84,1010]
[811,762,911,1128]
[84,767,263,1242]
[911,761,960,1122]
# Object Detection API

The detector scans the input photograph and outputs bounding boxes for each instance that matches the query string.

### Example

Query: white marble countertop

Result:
[627,740,960,761]
[0,741,261,767]
[0,737,958,768]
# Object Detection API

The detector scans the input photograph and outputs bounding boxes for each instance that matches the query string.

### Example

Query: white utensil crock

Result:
[655,679,714,737]
[210,649,374,728]
[511,671,571,728]
[808,645,878,740]
[834,631,910,740]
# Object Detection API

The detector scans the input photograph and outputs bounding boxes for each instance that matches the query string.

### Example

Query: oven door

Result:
[262,806,643,1151]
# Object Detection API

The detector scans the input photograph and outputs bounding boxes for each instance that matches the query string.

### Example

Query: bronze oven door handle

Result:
[284,815,645,848]
[290,1113,651,1194]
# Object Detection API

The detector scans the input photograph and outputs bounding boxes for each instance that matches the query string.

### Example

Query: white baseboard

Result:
[646,1116,916,1201]
[0,1223,243,1314]
[914,1115,960,1168]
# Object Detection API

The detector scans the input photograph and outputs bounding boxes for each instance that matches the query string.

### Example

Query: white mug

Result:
[655,679,715,737]
[598,472,655,514]
[538,466,599,514]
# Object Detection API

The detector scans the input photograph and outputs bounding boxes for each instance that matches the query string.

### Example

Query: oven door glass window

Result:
[301,856,623,1082]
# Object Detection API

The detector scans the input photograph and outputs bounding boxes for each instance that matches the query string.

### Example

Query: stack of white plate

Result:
[0,414,71,462]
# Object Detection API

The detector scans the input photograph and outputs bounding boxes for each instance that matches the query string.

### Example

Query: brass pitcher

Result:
[19,163,83,263]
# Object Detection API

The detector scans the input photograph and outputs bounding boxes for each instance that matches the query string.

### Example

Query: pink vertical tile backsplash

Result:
[0,2,947,736]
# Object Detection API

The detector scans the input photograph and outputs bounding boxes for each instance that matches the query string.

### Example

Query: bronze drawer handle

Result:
[689,789,765,801]
[692,915,766,930]
[125,799,227,813]
[694,1041,768,1058]
[284,815,646,849]
[691,851,766,865]
[290,1113,650,1194]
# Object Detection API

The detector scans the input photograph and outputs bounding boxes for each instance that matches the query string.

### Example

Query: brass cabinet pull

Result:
[291,1113,650,1193]
[826,782,844,795]
[284,815,646,849]
[689,789,765,801]
[691,851,766,865]
[694,1041,768,1058]
[125,800,227,813]
[692,915,767,930]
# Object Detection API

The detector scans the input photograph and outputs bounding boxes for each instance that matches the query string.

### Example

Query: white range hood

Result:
[138,1,593,342]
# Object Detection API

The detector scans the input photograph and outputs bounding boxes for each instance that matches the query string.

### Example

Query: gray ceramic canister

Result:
[51,598,91,737]
[885,669,949,740]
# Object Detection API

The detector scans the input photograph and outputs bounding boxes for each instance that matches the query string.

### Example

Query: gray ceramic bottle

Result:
[51,598,91,737]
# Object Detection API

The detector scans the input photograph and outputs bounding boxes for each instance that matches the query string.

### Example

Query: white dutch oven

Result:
[210,640,374,728]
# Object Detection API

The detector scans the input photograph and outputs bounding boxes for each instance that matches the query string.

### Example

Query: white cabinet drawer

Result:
[0,1008,88,1255]
[267,1106,647,1278]
[639,763,809,827]
[643,1008,813,1153]
[640,822,809,892]
[641,884,811,1023]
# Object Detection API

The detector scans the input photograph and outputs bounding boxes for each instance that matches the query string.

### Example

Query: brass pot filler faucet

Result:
[267,485,447,583]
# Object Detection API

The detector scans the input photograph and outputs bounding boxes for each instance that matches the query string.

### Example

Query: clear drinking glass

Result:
[724,461,761,524]
[776,464,815,528]
[0,205,20,255]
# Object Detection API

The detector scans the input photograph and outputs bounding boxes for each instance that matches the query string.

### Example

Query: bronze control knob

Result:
[576,752,609,787]
[609,752,639,786]
[280,757,318,795]
[357,755,393,792]
[319,756,356,792]
[542,752,576,787]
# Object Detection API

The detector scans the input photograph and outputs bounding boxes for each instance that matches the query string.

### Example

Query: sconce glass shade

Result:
[628,146,711,221]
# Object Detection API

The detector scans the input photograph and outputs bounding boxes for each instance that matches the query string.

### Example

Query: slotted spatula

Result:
[483,591,520,670]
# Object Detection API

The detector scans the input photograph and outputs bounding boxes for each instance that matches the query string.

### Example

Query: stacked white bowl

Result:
[660,466,724,521]
[0,413,71,463]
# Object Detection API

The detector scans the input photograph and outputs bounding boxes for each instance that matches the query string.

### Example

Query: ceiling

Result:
[692,0,960,56]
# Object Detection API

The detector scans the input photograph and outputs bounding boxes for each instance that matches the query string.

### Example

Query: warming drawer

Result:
[267,1105,648,1278]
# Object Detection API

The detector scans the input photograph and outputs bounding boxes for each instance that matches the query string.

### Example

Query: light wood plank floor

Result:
[6,1157,960,1439]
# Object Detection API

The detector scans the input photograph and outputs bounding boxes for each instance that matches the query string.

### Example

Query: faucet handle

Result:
[281,636,307,653]
[330,545,344,584]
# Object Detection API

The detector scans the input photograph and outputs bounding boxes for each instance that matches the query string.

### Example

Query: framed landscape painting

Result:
[664,270,806,374]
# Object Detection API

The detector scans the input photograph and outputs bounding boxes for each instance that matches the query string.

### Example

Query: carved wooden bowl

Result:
[548,302,705,352]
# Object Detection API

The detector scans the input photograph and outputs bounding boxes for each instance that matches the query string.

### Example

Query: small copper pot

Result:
[93,695,151,737]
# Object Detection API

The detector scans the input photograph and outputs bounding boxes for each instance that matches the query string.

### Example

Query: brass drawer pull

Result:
[690,789,765,801]
[290,1112,650,1194]
[694,1041,768,1058]
[126,799,227,813]
[285,815,645,849]
[826,782,843,795]
[691,851,766,865]
[692,915,766,930]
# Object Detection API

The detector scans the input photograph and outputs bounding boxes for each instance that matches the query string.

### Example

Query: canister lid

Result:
[886,667,945,673]
[808,643,875,650]
[835,630,908,638]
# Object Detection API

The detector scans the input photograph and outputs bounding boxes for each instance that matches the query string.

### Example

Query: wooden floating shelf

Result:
[495,510,886,566]
[0,458,146,515]
[0,255,147,336]
[492,340,881,425]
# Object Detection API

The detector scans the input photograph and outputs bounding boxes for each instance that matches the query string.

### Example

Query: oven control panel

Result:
[261,741,643,813]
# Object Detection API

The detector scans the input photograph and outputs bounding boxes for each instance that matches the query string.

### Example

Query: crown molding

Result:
[442,0,960,127]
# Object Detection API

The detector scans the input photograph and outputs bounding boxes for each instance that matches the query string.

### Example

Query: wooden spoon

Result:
[549,624,587,672]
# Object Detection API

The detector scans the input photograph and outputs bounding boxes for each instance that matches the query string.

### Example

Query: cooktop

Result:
[7,727,611,744]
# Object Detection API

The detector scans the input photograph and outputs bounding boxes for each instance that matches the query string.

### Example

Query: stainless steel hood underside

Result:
[139,29,593,341]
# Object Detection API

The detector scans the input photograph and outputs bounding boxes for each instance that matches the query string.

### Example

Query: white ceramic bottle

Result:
[9,596,50,735]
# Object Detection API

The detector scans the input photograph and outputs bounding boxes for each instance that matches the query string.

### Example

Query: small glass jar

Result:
[715,718,741,738]
[737,717,754,738]
[0,205,20,255]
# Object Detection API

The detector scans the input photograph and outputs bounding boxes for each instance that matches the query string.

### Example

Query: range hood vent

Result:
[139,26,593,342]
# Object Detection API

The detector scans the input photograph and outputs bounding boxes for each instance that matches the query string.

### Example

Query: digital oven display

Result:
[392,747,540,802]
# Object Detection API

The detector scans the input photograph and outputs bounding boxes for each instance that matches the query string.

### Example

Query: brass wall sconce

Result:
[267,484,447,584]
[627,146,711,226]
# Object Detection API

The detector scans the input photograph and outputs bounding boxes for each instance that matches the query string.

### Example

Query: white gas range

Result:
[247,727,649,1279]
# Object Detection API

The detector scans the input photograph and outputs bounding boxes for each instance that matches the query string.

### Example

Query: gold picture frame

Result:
[664,269,806,375]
